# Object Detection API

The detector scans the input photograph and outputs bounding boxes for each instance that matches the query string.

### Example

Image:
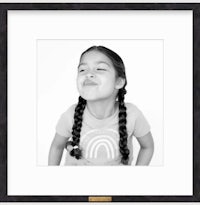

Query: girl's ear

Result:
[115,77,125,89]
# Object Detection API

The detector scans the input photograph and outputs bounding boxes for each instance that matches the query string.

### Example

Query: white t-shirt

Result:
[56,102,150,166]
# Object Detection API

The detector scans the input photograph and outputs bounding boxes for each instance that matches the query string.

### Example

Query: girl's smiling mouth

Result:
[83,79,98,86]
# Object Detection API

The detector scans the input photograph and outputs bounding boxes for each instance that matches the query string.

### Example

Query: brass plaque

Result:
[88,196,112,202]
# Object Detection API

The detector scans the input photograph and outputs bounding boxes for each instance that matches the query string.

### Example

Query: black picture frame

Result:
[0,3,199,202]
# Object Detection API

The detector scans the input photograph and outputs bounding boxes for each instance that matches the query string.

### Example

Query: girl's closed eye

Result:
[96,68,107,71]
[78,67,87,73]
[96,63,109,71]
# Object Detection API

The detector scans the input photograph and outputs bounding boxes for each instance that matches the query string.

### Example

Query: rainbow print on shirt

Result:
[80,129,120,164]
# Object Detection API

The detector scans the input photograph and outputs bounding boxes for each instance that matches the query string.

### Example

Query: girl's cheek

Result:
[77,76,83,83]
[76,78,81,90]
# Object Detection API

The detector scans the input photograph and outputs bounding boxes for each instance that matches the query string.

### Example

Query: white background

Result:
[37,39,163,166]
[8,11,192,196]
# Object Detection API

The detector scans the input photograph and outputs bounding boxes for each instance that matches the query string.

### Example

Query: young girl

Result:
[48,46,154,166]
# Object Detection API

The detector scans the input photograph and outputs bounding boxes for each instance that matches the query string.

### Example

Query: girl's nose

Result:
[86,71,95,78]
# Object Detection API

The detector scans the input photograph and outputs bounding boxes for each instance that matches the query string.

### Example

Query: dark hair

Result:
[67,46,130,165]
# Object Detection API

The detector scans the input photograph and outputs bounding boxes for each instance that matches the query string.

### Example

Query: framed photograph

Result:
[0,3,199,202]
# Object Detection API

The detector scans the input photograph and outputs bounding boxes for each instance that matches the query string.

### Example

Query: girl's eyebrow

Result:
[96,61,111,67]
[78,63,87,69]
[78,61,111,68]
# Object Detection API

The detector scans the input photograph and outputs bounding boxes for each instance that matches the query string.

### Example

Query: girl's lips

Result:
[83,79,98,86]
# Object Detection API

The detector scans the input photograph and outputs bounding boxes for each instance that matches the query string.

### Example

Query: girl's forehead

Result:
[80,50,112,64]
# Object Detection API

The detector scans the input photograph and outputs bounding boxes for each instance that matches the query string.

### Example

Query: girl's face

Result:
[77,50,123,101]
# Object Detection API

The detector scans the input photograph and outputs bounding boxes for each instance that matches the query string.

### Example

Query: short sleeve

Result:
[133,109,151,138]
[55,104,76,137]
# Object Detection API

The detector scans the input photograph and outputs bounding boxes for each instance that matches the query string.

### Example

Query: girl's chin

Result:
[80,90,115,102]
[80,91,96,99]
[80,95,112,102]
[81,96,99,101]
[80,93,102,101]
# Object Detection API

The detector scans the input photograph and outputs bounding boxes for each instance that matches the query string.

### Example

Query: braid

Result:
[118,88,130,165]
[68,96,86,159]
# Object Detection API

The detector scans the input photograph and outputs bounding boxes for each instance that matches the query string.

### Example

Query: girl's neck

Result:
[86,99,117,120]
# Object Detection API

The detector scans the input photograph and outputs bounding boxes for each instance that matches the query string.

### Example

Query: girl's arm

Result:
[48,133,69,165]
[135,131,154,165]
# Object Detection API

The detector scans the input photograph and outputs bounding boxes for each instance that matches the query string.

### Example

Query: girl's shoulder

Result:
[125,102,141,115]
[60,103,77,118]
[56,104,78,137]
